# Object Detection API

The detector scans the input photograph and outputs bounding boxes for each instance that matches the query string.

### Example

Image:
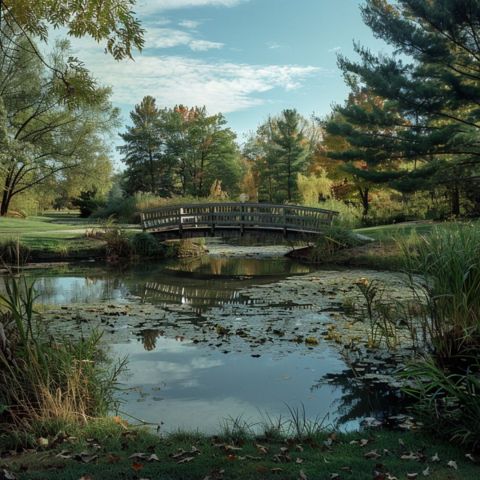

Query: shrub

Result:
[0,239,31,266]
[131,232,165,257]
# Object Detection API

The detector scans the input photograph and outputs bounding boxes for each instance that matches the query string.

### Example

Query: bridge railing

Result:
[141,202,338,235]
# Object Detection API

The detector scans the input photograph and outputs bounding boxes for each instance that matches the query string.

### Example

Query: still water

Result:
[9,253,400,433]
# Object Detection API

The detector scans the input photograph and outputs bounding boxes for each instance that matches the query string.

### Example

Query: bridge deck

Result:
[141,203,338,239]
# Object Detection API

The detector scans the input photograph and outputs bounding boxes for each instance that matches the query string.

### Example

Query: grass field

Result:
[2,421,479,480]
[0,212,140,259]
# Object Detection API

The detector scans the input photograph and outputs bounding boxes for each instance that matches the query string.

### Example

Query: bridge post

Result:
[179,207,183,238]
[240,204,245,236]
[282,206,287,238]
[210,205,215,237]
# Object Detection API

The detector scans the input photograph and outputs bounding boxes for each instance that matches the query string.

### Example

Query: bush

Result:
[0,277,125,433]
[131,232,165,257]
[0,239,31,266]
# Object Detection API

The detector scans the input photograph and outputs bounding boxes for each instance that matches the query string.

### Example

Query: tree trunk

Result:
[359,186,369,217]
[0,189,12,216]
[451,184,460,216]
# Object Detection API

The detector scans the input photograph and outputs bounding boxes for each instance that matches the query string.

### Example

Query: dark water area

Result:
[2,254,404,433]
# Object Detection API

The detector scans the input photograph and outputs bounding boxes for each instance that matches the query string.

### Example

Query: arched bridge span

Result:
[141,202,338,240]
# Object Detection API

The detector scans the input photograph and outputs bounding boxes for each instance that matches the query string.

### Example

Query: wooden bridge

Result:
[141,203,338,239]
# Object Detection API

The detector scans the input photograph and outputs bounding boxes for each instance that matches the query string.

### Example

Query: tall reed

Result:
[0,276,126,432]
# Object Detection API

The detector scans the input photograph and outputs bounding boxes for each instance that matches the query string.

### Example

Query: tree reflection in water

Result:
[140,329,163,351]
[313,369,408,427]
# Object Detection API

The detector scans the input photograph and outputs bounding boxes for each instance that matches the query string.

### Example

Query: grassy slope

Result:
[0,213,140,259]
[3,423,479,480]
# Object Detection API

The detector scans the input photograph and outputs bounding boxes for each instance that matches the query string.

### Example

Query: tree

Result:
[120,103,242,199]
[332,0,480,214]
[166,106,241,198]
[1,0,144,60]
[119,96,175,197]
[0,38,118,216]
[246,110,311,203]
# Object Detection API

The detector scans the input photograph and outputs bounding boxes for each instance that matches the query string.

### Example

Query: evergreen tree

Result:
[326,0,480,214]
[247,110,311,203]
[119,96,175,197]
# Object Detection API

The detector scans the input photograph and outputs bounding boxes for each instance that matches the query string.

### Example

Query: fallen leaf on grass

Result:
[401,452,420,461]
[431,453,440,462]
[0,469,16,480]
[79,476,93,480]
[364,450,381,460]
[465,453,476,462]
[271,468,283,473]
[298,470,308,480]
[106,454,121,464]
[177,456,195,464]
[422,466,430,477]
[406,474,418,479]
[447,460,458,470]
[329,474,340,479]
[131,462,144,471]
[255,443,268,454]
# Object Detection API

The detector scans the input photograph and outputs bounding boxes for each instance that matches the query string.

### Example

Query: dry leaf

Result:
[401,452,420,460]
[406,474,418,479]
[177,456,195,464]
[0,470,16,480]
[422,466,430,477]
[131,462,144,471]
[431,453,440,462]
[465,453,476,462]
[299,470,308,480]
[447,460,458,470]
[364,450,381,459]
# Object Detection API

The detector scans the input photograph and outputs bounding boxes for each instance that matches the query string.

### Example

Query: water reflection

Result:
[19,256,314,312]
[113,337,348,433]
[313,370,406,429]
[168,256,313,278]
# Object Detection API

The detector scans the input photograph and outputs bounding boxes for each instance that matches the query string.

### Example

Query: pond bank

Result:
[2,421,478,480]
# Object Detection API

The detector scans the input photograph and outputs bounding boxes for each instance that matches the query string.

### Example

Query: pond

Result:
[4,247,407,434]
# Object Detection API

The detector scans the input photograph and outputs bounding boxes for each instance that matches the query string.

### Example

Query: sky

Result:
[61,0,389,162]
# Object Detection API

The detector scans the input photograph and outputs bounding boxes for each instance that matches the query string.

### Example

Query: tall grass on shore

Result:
[401,224,480,361]
[398,225,480,447]
[0,276,126,436]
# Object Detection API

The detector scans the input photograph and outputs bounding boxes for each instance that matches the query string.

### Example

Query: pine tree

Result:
[119,96,175,197]
[326,0,480,214]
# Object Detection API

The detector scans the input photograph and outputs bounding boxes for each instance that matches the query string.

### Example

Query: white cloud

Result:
[81,52,321,113]
[138,0,245,13]
[189,39,223,51]
[267,42,281,50]
[178,20,201,29]
[145,27,224,51]
[328,46,342,53]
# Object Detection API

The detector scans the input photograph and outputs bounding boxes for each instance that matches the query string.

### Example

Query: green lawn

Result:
[3,423,478,480]
[355,218,480,242]
[0,212,141,259]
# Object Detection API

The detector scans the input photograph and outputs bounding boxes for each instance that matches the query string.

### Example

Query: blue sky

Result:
[66,0,388,159]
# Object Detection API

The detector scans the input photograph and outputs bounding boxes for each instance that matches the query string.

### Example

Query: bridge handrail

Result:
[140,202,339,215]
[140,202,339,234]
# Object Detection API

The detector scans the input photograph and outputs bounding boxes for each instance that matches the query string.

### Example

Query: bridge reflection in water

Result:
[139,256,314,313]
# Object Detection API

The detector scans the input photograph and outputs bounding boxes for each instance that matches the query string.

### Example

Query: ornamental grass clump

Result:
[399,224,480,448]
[0,277,126,435]
[402,224,480,362]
